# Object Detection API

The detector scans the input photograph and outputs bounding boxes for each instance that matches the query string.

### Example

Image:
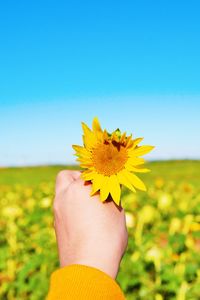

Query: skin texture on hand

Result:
[53,170,128,279]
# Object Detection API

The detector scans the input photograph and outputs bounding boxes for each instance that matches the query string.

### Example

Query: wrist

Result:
[61,247,120,279]
[72,256,119,279]
[65,258,119,279]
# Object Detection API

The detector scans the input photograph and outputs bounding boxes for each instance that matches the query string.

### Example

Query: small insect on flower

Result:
[72,117,154,206]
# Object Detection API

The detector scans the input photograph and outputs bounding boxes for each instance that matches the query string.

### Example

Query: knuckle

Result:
[65,180,77,194]
[56,170,68,183]
[55,170,75,194]
[55,171,68,193]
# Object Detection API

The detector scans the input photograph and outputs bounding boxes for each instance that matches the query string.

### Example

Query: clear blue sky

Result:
[0,1,200,166]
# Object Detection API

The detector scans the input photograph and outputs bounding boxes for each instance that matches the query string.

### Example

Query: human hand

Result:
[53,170,128,279]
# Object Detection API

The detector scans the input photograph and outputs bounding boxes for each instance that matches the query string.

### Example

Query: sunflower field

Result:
[0,161,200,300]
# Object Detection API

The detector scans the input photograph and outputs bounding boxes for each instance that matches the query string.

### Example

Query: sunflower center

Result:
[92,141,128,176]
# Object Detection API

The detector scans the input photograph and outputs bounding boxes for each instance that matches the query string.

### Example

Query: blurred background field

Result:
[1,160,200,300]
[1,1,200,299]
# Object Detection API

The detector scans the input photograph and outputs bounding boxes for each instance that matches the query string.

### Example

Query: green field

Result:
[0,161,200,299]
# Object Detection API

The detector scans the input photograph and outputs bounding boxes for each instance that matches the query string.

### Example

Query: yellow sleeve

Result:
[46,264,126,300]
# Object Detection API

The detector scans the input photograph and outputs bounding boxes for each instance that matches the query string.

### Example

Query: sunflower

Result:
[72,117,154,206]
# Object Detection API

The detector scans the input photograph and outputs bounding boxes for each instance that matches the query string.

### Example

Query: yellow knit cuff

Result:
[46,264,125,300]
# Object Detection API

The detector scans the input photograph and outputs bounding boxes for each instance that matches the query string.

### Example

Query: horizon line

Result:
[1,158,200,169]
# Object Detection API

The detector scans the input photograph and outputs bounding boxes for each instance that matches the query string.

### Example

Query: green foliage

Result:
[0,161,200,299]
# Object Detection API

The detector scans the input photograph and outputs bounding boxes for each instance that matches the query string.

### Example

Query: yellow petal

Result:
[92,117,102,133]
[109,175,121,205]
[111,132,119,142]
[103,130,109,141]
[126,139,134,149]
[117,169,136,193]
[125,162,150,173]
[72,145,91,158]
[120,132,127,143]
[127,156,145,166]
[100,176,110,202]
[82,122,97,149]
[131,145,155,156]
[125,134,132,147]
[76,156,92,164]
[123,170,147,191]
[82,170,96,181]
[132,137,144,148]
[79,162,93,168]
[90,173,104,195]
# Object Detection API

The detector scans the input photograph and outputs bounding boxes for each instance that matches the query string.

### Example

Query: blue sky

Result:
[0,1,200,166]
